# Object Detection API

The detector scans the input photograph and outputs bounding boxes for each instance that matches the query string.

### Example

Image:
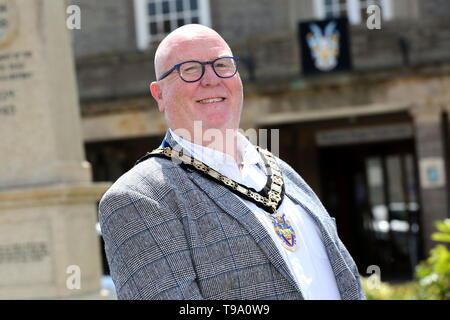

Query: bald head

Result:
[154,24,231,79]
[149,23,243,145]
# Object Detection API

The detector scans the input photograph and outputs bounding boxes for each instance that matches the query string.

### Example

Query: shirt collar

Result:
[168,128,264,176]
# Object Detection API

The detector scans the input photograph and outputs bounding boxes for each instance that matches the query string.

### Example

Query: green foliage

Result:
[361,276,417,300]
[431,219,450,242]
[414,219,450,300]
[361,219,450,300]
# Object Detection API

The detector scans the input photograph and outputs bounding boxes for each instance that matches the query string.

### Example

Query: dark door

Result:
[319,140,423,282]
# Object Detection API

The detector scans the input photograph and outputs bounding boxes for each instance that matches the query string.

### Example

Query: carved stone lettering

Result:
[0,50,33,116]
[0,241,50,264]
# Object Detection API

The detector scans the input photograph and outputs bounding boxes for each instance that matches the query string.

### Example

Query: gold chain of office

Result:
[148,145,284,214]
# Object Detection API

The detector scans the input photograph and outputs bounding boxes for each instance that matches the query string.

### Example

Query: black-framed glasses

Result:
[158,56,239,82]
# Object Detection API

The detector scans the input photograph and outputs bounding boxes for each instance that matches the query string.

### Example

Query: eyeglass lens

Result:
[179,57,237,82]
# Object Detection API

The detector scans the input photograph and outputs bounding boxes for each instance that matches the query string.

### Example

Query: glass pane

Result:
[386,155,407,226]
[386,156,404,204]
[190,0,198,11]
[366,0,382,7]
[148,2,156,16]
[163,20,171,33]
[404,153,420,270]
[339,0,347,16]
[191,16,199,24]
[405,154,418,204]
[177,18,185,27]
[361,0,382,20]
[365,157,388,234]
[366,157,384,205]
[149,22,158,35]
[162,1,170,14]
[360,8,367,21]
[176,0,183,12]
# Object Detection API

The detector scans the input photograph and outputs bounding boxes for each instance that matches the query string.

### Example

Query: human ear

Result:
[150,81,165,112]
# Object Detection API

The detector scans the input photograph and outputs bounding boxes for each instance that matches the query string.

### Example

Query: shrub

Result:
[361,275,417,300]
[361,219,450,300]
[414,219,450,300]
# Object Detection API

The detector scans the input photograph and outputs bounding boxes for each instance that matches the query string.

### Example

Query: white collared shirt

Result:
[169,128,341,300]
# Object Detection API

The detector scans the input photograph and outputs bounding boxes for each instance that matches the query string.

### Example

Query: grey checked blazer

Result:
[98,131,366,300]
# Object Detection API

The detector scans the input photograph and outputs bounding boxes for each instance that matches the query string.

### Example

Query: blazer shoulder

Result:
[98,156,185,221]
[112,155,185,190]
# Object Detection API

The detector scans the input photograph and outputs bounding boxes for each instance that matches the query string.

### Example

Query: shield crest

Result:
[272,215,297,251]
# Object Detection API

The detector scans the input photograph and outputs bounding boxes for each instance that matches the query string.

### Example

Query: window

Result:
[134,0,211,50]
[315,0,392,25]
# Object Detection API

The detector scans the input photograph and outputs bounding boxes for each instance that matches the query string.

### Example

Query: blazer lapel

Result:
[163,131,303,298]
[282,175,361,300]
[188,171,304,298]
[163,131,360,299]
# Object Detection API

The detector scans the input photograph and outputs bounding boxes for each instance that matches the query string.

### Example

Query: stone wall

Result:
[209,0,291,44]
[70,0,136,57]
[73,0,450,104]
[417,0,450,20]
[76,52,155,100]
[351,19,450,70]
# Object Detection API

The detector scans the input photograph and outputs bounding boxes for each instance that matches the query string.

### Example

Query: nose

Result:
[200,63,221,87]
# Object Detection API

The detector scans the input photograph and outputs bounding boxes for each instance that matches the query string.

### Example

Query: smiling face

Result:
[150,25,243,142]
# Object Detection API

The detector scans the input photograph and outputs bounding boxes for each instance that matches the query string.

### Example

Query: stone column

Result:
[0,0,109,298]
[410,104,449,255]
[444,104,450,221]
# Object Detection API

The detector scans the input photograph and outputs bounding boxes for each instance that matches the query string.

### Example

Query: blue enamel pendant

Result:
[269,214,297,252]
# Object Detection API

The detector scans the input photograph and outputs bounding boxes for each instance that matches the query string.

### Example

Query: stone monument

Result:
[0,0,109,298]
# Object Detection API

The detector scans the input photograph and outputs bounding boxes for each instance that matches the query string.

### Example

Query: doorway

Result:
[319,140,423,282]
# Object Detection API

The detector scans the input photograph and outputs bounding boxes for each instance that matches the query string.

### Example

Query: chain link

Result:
[151,145,284,212]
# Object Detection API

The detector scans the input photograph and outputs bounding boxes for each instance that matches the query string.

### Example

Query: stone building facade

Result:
[71,0,450,281]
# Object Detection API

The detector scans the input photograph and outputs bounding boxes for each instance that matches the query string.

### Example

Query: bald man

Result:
[98,24,365,300]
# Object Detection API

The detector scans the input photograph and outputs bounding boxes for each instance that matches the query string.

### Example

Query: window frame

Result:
[134,0,211,51]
